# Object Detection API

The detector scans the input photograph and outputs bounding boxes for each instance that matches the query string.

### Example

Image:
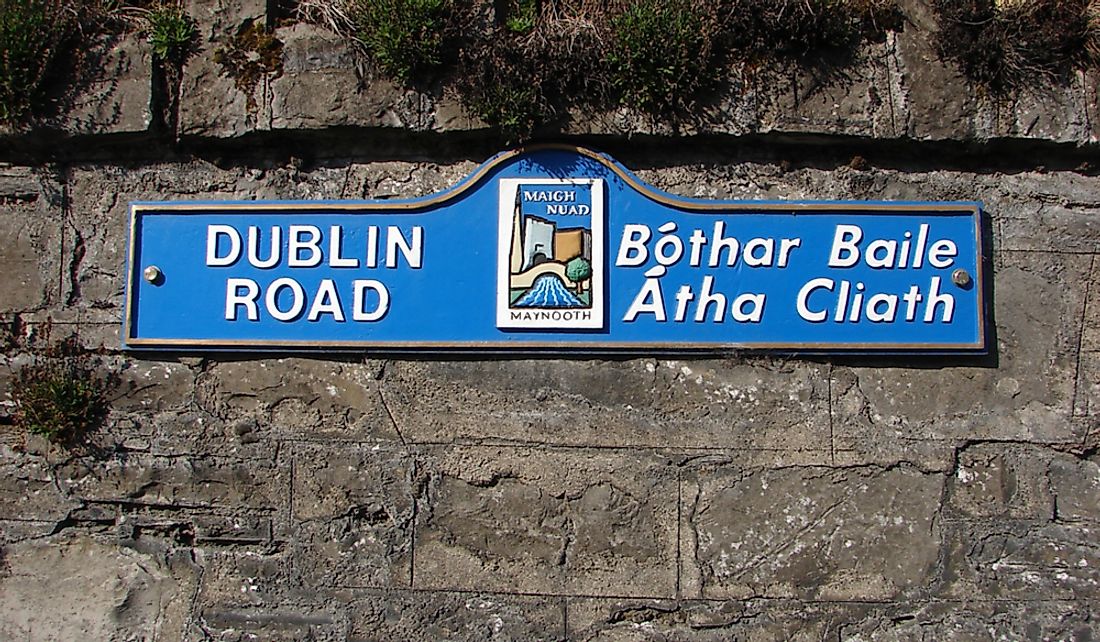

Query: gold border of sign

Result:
[124,144,986,351]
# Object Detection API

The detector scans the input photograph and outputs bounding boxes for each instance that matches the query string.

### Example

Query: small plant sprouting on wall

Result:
[143,3,197,62]
[11,334,112,446]
[504,0,538,34]
[933,0,1097,90]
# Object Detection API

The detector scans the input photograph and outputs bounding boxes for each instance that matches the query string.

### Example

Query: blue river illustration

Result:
[513,274,584,308]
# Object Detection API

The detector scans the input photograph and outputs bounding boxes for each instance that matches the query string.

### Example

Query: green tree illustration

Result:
[565,256,592,295]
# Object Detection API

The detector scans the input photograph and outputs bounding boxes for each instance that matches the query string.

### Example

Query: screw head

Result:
[143,265,162,283]
[952,268,972,287]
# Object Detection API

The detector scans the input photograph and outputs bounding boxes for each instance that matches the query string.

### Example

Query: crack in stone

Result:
[377,387,408,448]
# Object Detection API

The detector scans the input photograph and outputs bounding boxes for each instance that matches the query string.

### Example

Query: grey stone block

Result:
[66,167,140,311]
[178,0,269,138]
[0,534,196,642]
[0,353,21,425]
[346,591,565,641]
[945,443,1054,520]
[1049,455,1100,522]
[840,600,1097,641]
[102,409,275,461]
[0,444,81,522]
[758,44,900,139]
[682,464,942,600]
[194,549,294,610]
[991,173,1100,254]
[988,77,1093,144]
[194,607,343,642]
[1087,69,1100,144]
[382,358,830,453]
[1082,257,1099,352]
[60,34,153,136]
[893,2,979,141]
[193,513,273,543]
[111,357,197,414]
[270,23,424,132]
[939,521,1100,601]
[0,518,58,544]
[179,49,261,138]
[0,167,61,313]
[56,452,287,510]
[1077,350,1100,417]
[291,442,415,523]
[186,0,267,39]
[568,598,872,641]
[196,358,402,442]
[288,442,416,589]
[414,446,678,597]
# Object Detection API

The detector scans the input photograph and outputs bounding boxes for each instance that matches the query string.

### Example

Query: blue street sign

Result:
[123,145,986,352]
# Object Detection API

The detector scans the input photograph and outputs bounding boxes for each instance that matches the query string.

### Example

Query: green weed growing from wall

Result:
[350,0,453,83]
[0,1,200,125]
[504,0,538,34]
[11,334,112,446]
[144,3,196,62]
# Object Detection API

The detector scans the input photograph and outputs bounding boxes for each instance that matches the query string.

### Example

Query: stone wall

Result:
[1,1,1099,640]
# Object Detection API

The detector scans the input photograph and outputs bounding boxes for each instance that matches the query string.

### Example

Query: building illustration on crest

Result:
[509,209,593,304]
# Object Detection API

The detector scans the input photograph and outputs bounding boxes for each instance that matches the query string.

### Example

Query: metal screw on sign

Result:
[951,268,972,288]
[143,265,162,284]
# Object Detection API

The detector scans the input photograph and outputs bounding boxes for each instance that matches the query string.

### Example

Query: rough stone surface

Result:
[0,534,192,642]
[59,34,154,136]
[178,0,269,138]
[758,45,900,139]
[415,446,678,597]
[289,442,416,589]
[4,153,1100,638]
[347,591,565,641]
[946,443,1055,520]
[271,23,424,132]
[892,0,980,142]
[684,464,942,600]
[179,48,261,138]
[839,600,1097,641]
[384,358,831,454]
[0,167,61,313]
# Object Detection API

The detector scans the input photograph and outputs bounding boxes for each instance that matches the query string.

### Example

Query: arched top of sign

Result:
[124,145,986,353]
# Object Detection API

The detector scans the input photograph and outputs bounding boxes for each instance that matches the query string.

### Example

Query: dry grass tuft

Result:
[1087,0,1100,63]
[934,0,1093,90]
